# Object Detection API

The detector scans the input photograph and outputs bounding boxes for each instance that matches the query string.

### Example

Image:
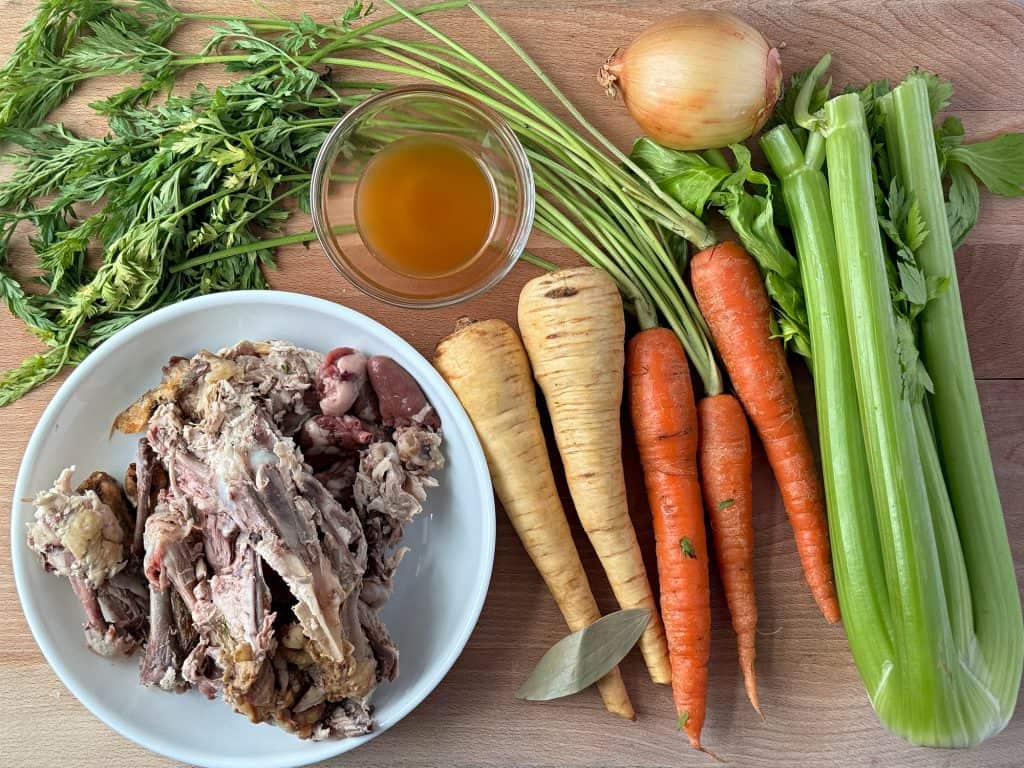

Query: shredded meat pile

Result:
[26,340,444,740]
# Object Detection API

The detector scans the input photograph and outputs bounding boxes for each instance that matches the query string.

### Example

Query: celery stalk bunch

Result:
[762,59,1023,747]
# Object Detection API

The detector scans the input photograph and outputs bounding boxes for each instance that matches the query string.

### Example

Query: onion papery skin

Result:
[600,11,782,150]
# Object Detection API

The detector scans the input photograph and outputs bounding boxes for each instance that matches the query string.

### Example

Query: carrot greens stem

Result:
[520,251,558,271]
[0,0,723,405]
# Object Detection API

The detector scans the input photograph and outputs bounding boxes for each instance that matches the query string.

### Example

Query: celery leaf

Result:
[880,180,932,319]
[920,71,953,116]
[765,272,812,358]
[904,200,928,252]
[857,79,892,141]
[894,315,934,402]
[946,160,979,248]
[932,119,981,245]
[630,138,729,215]
[937,115,965,152]
[949,134,1024,197]
[898,261,928,307]
[712,145,801,283]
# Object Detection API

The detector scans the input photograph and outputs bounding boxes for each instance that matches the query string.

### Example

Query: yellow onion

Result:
[599,10,782,150]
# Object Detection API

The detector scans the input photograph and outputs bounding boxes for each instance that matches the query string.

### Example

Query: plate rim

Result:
[10,290,496,768]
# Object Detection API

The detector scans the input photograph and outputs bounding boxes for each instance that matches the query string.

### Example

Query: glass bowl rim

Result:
[309,84,536,309]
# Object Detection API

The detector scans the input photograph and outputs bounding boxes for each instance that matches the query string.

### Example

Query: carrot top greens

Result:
[0,0,725,404]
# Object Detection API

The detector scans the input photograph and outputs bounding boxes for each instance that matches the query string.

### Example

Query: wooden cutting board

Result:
[1,1,1021,766]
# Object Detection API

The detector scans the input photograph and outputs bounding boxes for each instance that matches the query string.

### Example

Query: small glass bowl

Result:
[310,86,535,308]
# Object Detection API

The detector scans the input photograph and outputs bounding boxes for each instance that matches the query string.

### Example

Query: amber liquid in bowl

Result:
[313,86,534,306]
[354,135,497,279]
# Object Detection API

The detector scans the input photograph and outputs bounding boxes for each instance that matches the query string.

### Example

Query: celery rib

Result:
[880,76,1023,741]
[761,126,893,687]
[770,85,1022,747]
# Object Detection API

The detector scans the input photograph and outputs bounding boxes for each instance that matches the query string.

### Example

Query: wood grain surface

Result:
[2,1,1022,766]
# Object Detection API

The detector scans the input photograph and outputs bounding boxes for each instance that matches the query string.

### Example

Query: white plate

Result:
[11,291,495,768]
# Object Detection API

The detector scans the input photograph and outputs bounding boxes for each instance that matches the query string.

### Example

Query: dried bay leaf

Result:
[515,608,650,701]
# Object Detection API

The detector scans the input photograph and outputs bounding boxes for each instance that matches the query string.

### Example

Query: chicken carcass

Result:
[31,339,444,740]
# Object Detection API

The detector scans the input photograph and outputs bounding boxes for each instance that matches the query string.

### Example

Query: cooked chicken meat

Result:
[29,468,127,588]
[27,468,148,656]
[29,339,443,740]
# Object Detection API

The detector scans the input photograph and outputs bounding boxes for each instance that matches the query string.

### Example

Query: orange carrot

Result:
[691,241,839,623]
[698,394,760,716]
[627,327,710,749]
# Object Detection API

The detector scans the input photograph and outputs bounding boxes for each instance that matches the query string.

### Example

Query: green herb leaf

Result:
[949,134,1024,197]
[920,71,953,117]
[677,711,690,731]
[945,159,979,248]
[897,260,928,308]
[717,498,735,511]
[765,271,812,357]
[630,138,729,215]
[937,115,965,153]
[0,0,183,132]
[679,537,697,559]
[515,609,651,701]
[894,314,934,402]
[0,344,88,407]
[903,199,928,252]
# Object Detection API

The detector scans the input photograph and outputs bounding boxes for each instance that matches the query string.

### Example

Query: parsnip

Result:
[518,267,672,685]
[434,318,635,719]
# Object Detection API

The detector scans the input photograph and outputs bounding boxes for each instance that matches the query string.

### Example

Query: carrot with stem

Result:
[433,318,634,719]
[698,394,760,716]
[691,241,839,623]
[518,267,672,685]
[627,326,711,748]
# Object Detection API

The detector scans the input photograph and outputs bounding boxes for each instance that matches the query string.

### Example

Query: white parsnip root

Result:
[434,318,635,719]
[518,267,672,685]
